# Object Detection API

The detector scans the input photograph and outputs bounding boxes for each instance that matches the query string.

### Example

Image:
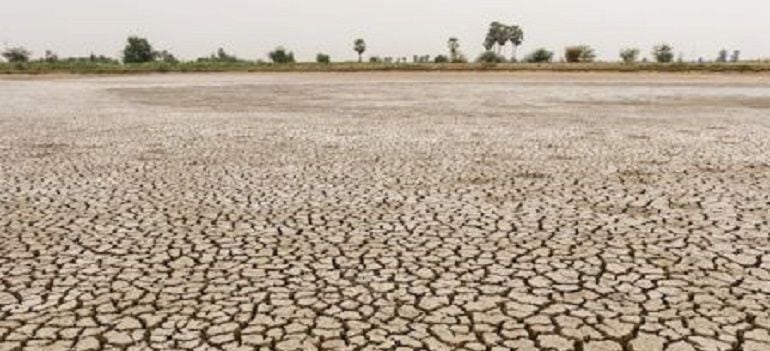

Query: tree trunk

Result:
[511,45,518,63]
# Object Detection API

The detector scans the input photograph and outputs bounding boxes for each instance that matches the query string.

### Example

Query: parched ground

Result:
[0,72,769,351]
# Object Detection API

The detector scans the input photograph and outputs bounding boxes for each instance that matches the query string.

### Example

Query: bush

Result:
[476,51,506,64]
[196,48,242,64]
[316,53,330,64]
[453,54,468,64]
[620,48,640,63]
[434,55,449,63]
[63,55,120,65]
[652,44,674,63]
[2,47,32,63]
[123,36,156,64]
[412,55,431,63]
[156,50,178,64]
[524,48,554,63]
[268,47,295,64]
[565,45,595,63]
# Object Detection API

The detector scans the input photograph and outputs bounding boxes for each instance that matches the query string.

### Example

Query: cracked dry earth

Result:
[1,72,770,351]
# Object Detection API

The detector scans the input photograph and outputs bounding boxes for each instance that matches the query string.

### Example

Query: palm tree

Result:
[493,24,509,55]
[354,39,366,63]
[448,37,460,62]
[484,22,503,53]
[483,36,495,52]
[508,25,524,62]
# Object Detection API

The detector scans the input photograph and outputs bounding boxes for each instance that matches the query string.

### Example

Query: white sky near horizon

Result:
[1,0,768,62]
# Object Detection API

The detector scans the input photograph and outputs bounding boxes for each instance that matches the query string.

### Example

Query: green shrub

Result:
[565,45,595,63]
[652,44,674,63]
[268,47,295,64]
[453,54,468,63]
[524,48,554,63]
[620,48,640,63]
[316,53,331,64]
[62,55,120,65]
[434,55,449,63]
[476,51,506,64]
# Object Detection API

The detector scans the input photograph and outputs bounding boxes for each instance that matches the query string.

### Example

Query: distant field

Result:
[2,60,770,74]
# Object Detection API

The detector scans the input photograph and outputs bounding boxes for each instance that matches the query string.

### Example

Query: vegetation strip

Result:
[2,21,767,75]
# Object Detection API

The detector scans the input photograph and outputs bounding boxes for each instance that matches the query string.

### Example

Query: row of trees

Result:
[0,28,746,65]
[349,37,468,64]
[0,44,677,66]
[716,49,741,63]
[476,43,698,64]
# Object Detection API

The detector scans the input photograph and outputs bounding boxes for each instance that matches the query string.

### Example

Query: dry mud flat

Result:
[0,72,769,351]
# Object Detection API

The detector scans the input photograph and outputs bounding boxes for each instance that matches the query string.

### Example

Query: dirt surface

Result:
[1,72,769,351]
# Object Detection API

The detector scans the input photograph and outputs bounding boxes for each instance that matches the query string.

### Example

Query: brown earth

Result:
[1,72,769,351]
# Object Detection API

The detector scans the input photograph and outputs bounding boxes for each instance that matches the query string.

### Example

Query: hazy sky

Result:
[1,0,769,62]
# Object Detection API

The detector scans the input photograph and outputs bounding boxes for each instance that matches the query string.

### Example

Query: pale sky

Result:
[1,0,768,62]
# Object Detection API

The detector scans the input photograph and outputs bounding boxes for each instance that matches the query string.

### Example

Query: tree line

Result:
[1,22,746,65]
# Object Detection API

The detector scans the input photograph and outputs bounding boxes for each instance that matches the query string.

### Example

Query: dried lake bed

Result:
[1,72,769,351]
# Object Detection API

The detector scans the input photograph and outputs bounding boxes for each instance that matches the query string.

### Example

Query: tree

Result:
[268,47,295,64]
[493,23,509,55]
[652,44,674,63]
[730,50,741,62]
[123,36,156,64]
[565,45,595,63]
[484,22,504,54]
[1,47,31,63]
[354,39,366,62]
[483,35,495,52]
[716,49,728,63]
[507,25,524,62]
[483,22,524,61]
[316,53,331,64]
[434,55,449,63]
[215,48,238,62]
[448,37,460,62]
[524,48,554,63]
[619,48,640,63]
[44,50,58,63]
[157,50,178,63]
[488,22,509,55]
